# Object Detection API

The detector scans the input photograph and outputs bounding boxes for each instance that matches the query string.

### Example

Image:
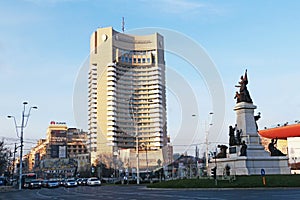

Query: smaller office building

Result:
[25,122,89,178]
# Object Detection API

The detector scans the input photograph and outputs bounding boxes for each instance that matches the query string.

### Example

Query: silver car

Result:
[47,180,59,188]
[86,177,101,186]
[64,178,78,187]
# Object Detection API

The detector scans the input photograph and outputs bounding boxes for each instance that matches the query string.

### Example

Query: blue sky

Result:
[1,0,300,154]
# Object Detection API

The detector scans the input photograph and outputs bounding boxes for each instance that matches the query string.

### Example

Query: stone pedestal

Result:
[210,102,290,175]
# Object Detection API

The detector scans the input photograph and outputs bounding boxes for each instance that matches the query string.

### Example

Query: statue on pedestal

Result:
[240,141,247,156]
[254,112,261,132]
[268,138,286,156]
[235,69,253,103]
[215,145,228,158]
[229,125,236,146]
[229,124,242,146]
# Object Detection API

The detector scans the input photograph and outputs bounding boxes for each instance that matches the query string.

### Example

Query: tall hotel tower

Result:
[88,27,171,169]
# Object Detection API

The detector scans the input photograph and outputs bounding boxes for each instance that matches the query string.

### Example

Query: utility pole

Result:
[11,143,17,179]
[8,102,37,190]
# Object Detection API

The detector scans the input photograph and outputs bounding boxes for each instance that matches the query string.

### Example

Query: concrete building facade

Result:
[88,27,170,170]
[24,122,89,177]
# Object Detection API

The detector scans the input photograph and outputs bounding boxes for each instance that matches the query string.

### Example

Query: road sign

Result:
[261,168,265,176]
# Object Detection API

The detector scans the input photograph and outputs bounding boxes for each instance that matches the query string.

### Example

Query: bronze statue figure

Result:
[229,124,242,146]
[229,125,236,146]
[215,145,228,159]
[235,69,253,103]
[240,140,247,156]
[268,138,285,156]
[254,112,261,132]
[236,129,242,145]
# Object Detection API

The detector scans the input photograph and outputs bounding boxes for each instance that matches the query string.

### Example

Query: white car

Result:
[47,180,59,188]
[64,178,78,187]
[87,177,101,186]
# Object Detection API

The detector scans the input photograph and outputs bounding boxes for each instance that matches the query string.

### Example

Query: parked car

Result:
[86,177,101,186]
[64,178,78,187]
[47,179,60,188]
[58,178,65,186]
[28,179,42,189]
[0,176,7,186]
[77,178,88,186]
[42,180,49,188]
[82,178,88,185]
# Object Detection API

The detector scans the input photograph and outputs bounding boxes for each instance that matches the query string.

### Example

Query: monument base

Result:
[213,101,291,175]
[209,156,290,176]
[219,72,291,175]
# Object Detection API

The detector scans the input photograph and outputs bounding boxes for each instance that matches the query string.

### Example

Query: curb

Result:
[0,186,18,193]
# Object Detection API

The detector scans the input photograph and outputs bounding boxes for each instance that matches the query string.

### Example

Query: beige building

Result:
[88,27,170,170]
[25,122,89,177]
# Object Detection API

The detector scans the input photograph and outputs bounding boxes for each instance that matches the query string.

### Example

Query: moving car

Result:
[86,177,101,186]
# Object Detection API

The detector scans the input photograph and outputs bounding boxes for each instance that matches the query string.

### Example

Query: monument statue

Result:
[268,138,285,156]
[236,129,242,145]
[254,112,261,132]
[235,69,253,103]
[215,145,228,158]
[240,140,247,156]
[229,125,236,146]
[229,124,242,146]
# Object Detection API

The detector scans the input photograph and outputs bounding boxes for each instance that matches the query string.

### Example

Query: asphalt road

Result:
[1,185,300,200]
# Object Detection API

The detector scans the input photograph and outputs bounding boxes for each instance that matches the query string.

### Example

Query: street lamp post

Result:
[135,124,140,184]
[8,102,37,190]
[192,112,213,176]
[206,112,214,171]
[141,143,149,179]
[129,98,140,184]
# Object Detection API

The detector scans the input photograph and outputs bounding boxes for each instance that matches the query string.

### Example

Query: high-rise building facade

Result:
[88,27,169,169]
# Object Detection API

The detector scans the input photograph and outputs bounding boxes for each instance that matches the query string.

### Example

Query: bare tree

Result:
[0,140,12,176]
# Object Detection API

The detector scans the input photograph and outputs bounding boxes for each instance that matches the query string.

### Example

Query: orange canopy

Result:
[259,124,300,139]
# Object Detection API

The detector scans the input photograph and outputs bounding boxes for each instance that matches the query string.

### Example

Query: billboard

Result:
[51,145,67,158]
[51,145,59,158]
[50,130,67,144]
[59,146,67,158]
[34,153,40,167]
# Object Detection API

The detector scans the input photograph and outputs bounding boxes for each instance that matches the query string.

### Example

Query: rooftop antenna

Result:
[122,17,125,32]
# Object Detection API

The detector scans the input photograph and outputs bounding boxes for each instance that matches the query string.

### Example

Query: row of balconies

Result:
[116,77,161,85]
[107,81,115,86]
[88,106,97,112]
[114,85,163,93]
[113,70,160,79]
[107,66,116,72]
[88,72,97,79]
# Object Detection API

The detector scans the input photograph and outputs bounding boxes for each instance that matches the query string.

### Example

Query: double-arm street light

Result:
[7,101,37,190]
[129,98,140,184]
[206,112,214,170]
[128,97,153,184]
[192,112,214,173]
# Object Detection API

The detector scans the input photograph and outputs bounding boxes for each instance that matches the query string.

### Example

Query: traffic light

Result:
[91,165,95,175]
[211,167,217,179]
